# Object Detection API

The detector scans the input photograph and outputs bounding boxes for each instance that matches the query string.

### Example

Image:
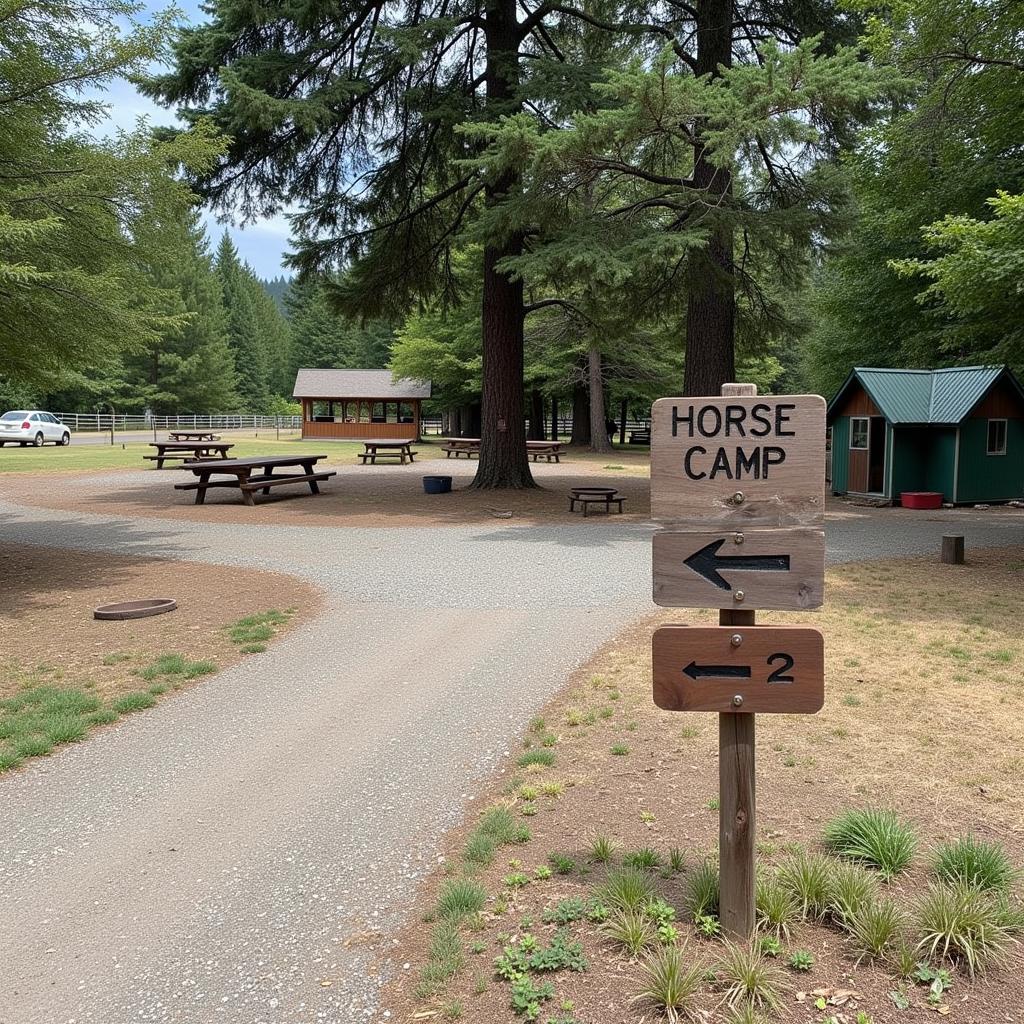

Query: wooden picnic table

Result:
[569,486,625,516]
[359,439,418,465]
[174,454,335,506]
[145,441,234,469]
[441,438,481,459]
[168,430,220,442]
[527,440,565,463]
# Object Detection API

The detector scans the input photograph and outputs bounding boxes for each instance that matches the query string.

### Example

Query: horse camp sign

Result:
[650,385,826,939]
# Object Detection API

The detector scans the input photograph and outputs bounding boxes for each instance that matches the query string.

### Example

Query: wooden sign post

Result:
[651,384,826,939]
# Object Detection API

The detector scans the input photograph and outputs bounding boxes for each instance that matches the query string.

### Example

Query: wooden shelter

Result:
[827,365,1024,504]
[293,369,431,441]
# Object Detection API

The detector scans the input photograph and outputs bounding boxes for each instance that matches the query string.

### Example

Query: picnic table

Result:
[527,440,565,463]
[441,438,481,458]
[168,430,220,442]
[358,440,418,465]
[628,429,651,445]
[569,486,625,516]
[145,441,234,469]
[174,455,335,506]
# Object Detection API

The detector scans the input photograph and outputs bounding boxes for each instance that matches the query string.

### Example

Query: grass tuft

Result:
[914,881,1012,977]
[112,691,156,714]
[716,942,785,1013]
[598,865,657,913]
[603,909,655,957]
[437,878,487,921]
[632,944,705,1022]
[778,852,832,920]
[686,859,720,918]
[517,749,555,769]
[589,835,616,864]
[755,873,799,939]
[933,835,1017,892]
[826,861,880,924]
[845,895,906,961]
[823,808,916,878]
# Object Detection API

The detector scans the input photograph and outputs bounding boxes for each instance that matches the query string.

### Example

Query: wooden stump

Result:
[941,535,965,565]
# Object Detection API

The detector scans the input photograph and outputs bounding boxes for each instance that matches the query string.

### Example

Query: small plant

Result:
[706,796,720,811]
[518,749,555,769]
[687,859,720,917]
[755,874,798,939]
[632,944,705,1022]
[668,847,686,874]
[565,708,582,727]
[913,962,954,1005]
[437,878,487,920]
[716,941,784,1013]
[509,974,554,1020]
[914,881,1011,976]
[589,836,616,863]
[932,835,1017,892]
[826,861,881,924]
[543,898,586,925]
[845,895,905,960]
[112,691,156,714]
[519,784,539,801]
[443,999,463,1019]
[521,802,538,816]
[823,808,916,878]
[529,716,546,733]
[888,941,918,978]
[788,950,814,971]
[534,865,552,880]
[694,913,721,939]
[757,935,781,958]
[548,853,576,875]
[598,865,656,913]
[598,706,613,719]
[541,733,558,747]
[639,809,656,823]
[603,909,656,956]
[586,899,610,923]
[505,872,530,889]
[227,609,289,646]
[679,726,700,739]
[417,921,465,996]
[139,653,216,681]
[778,852,832,920]
[610,743,629,756]
[538,780,564,798]
[624,847,662,871]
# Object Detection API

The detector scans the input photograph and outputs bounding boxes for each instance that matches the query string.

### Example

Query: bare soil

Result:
[0,449,653,527]
[0,541,318,704]
[381,547,1024,1024]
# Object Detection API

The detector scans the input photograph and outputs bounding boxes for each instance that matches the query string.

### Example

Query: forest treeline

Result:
[1,0,1021,466]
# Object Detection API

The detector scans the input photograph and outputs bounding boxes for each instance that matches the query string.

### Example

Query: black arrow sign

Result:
[682,661,752,680]
[684,538,791,591]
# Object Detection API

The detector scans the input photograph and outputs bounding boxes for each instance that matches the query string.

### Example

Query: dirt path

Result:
[0,490,1021,1024]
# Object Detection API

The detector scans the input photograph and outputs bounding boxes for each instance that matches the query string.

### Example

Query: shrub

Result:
[632,944,705,1021]
[914,882,1012,977]
[932,835,1017,892]
[716,941,785,1013]
[598,865,656,913]
[823,808,916,878]
[778,852,832,920]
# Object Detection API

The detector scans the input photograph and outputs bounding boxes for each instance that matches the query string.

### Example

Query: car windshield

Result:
[1,412,27,421]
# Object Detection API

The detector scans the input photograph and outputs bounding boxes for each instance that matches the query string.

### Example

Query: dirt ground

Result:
[0,541,318,704]
[0,449,653,527]
[382,547,1024,1024]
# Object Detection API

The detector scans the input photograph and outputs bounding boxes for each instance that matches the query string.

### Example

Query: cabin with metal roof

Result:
[827,366,1024,504]
[292,369,431,441]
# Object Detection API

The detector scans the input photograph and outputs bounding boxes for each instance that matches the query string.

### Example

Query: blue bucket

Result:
[423,475,452,494]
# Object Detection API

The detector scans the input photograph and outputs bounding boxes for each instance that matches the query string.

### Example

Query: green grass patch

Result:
[227,609,292,648]
[139,653,217,681]
[933,835,1017,892]
[112,691,157,714]
[823,808,916,878]
[0,685,108,772]
[517,749,555,769]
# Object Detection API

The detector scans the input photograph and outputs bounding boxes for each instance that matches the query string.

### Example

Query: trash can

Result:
[423,475,452,494]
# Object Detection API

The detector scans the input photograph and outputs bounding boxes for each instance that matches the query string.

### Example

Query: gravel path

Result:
[0,490,1021,1024]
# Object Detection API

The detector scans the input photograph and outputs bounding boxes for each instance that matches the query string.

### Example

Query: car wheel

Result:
[33,432,44,447]
[60,432,71,446]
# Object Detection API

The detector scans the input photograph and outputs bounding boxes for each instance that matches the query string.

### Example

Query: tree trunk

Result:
[470,0,534,488]
[570,384,591,446]
[527,389,545,440]
[551,395,559,441]
[684,0,735,397]
[618,398,628,445]
[588,346,612,453]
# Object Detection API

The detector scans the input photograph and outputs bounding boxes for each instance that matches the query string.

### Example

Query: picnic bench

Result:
[527,441,565,463]
[441,438,481,459]
[358,440,418,465]
[145,441,234,469]
[168,430,220,442]
[569,486,625,516]
[174,455,335,506]
[628,429,651,445]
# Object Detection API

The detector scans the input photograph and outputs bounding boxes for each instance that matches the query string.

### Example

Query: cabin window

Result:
[850,417,869,450]
[987,419,1007,455]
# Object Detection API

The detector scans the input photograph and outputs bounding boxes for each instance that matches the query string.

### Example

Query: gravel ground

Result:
[0,490,1021,1024]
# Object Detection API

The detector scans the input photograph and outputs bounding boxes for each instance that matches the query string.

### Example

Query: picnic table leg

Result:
[303,462,321,494]
[239,468,256,506]
[194,471,210,505]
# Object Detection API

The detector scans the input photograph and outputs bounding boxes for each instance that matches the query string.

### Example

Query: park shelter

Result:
[293,369,431,440]
[827,366,1024,504]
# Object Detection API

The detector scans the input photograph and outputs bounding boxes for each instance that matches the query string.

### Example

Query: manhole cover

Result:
[94,599,177,621]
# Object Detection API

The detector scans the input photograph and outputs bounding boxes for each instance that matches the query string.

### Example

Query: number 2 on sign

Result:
[766,653,794,684]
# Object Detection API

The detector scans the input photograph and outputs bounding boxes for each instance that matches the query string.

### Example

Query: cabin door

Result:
[848,416,886,494]
[868,417,886,493]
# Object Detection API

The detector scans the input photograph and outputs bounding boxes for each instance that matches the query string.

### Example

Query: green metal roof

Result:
[828,366,1023,425]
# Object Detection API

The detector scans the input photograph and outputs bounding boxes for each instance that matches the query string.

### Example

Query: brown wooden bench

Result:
[174,455,334,506]
[440,438,481,458]
[527,441,565,463]
[145,442,234,469]
[358,440,418,464]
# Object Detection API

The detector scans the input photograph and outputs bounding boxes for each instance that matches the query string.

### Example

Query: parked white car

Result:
[0,411,72,447]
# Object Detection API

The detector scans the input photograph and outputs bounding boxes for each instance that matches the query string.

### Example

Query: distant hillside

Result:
[261,275,292,315]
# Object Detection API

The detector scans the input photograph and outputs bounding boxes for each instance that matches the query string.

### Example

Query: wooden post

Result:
[719,607,756,940]
[941,535,965,564]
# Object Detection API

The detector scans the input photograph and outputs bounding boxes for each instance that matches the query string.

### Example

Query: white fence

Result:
[55,413,302,433]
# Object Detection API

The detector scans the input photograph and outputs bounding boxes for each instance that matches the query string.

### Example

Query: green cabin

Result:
[827,366,1024,505]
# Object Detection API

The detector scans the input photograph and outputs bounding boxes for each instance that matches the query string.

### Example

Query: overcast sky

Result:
[95,1,293,279]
